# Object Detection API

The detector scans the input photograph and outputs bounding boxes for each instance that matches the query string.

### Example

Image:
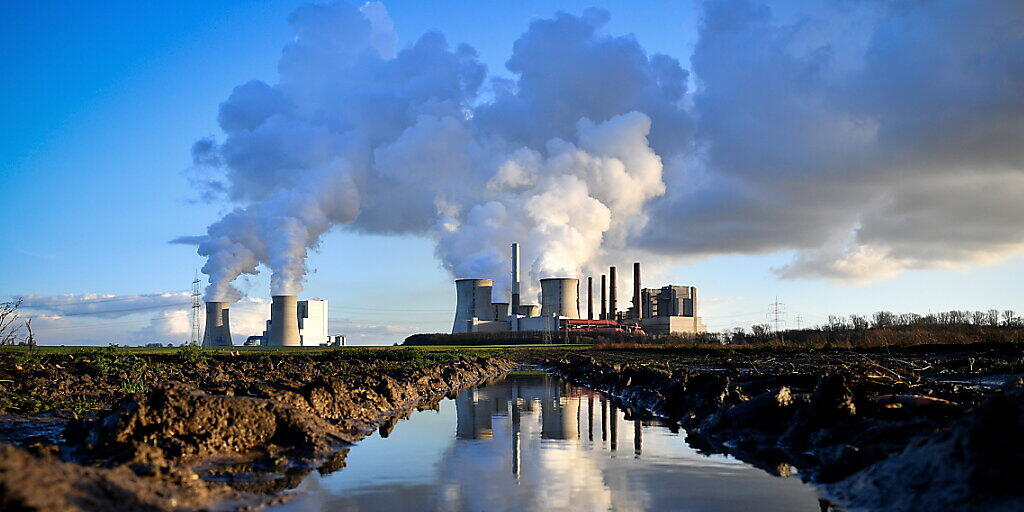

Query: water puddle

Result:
[272,371,832,512]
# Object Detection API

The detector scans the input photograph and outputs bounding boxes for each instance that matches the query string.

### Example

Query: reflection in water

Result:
[273,371,829,512]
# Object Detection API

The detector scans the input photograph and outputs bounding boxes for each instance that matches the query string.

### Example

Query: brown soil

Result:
[0,350,515,511]
[1,343,1022,511]
[531,343,1024,512]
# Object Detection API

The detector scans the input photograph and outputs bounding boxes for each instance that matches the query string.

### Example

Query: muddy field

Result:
[1,343,1022,511]
[534,343,1024,511]
[0,348,516,511]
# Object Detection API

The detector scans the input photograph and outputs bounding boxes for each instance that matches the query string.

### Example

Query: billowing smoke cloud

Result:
[190,3,687,301]
[188,0,1024,299]
[430,112,665,299]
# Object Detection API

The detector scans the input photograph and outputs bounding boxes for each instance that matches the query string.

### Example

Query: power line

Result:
[190,274,202,346]
[768,296,786,339]
[704,309,770,319]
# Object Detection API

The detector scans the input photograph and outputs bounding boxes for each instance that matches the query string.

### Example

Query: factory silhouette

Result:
[451,243,705,336]
[201,242,704,347]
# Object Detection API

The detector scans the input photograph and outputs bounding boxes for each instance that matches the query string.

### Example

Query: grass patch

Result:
[323,347,500,368]
[176,344,208,366]
[79,347,147,377]
[120,378,150,395]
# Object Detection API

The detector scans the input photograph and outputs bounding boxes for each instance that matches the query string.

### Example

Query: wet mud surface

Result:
[0,350,515,511]
[532,343,1024,512]
[0,343,1022,511]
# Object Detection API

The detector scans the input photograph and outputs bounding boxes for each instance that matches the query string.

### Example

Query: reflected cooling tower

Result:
[540,278,579,318]
[453,279,494,333]
[268,295,300,346]
[201,302,232,346]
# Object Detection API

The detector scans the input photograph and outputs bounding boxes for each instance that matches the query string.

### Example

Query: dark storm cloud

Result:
[639,0,1024,281]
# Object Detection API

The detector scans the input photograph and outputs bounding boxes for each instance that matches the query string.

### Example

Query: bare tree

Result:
[850,315,869,330]
[751,324,770,338]
[1004,310,1018,327]
[24,317,35,347]
[826,315,847,331]
[898,313,922,326]
[872,311,895,328]
[0,299,24,345]
[987,309,1001,326]
[971,311,987,325]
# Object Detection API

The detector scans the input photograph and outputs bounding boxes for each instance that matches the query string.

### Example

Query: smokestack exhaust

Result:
[633,262,642,320]
[609,266,617,321]
[202,302,233,346]
[269,295,300,346]
[511,243,521,313]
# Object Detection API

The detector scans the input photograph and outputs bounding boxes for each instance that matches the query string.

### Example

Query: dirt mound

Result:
[71,382,353,467]
[541,349,1024,511]
[0,443,261,512]
[826,379,1024,512]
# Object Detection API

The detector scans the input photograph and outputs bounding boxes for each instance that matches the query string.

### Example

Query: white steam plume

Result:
[189,3,687,302]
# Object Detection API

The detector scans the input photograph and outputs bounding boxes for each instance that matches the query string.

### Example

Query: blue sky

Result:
[1,1,1021,345]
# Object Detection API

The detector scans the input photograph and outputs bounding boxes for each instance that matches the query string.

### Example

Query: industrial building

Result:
[201,242,705,347]
[259,297,334,346]
[451,243,706,336]
[637,285,707,335]
[203,297,343,347]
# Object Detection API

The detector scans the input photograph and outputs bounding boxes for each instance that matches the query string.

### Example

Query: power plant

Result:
[201,301,232,346]
[202,297,341,348]
[257,297,337,346]
[200,241,705,346]
[450,243,706,336]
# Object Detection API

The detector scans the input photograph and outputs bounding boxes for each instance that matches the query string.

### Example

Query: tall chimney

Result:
[202,302,232,346]
[633,262,642,320]
[609,266,617,320]
[600,275,607,320]
[269,295,300,346]
[511,243,521,313]
[587,277,594,320]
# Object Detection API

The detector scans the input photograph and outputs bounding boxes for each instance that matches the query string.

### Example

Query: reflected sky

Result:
[273,372,826,512]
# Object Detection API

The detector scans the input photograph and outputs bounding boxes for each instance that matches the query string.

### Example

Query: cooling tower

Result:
[268,295,300,346]
[517,304,540,317]
[540,278,580,318]
[201,302,232,346]
[492,302,510,320]
[453,279,494,333]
